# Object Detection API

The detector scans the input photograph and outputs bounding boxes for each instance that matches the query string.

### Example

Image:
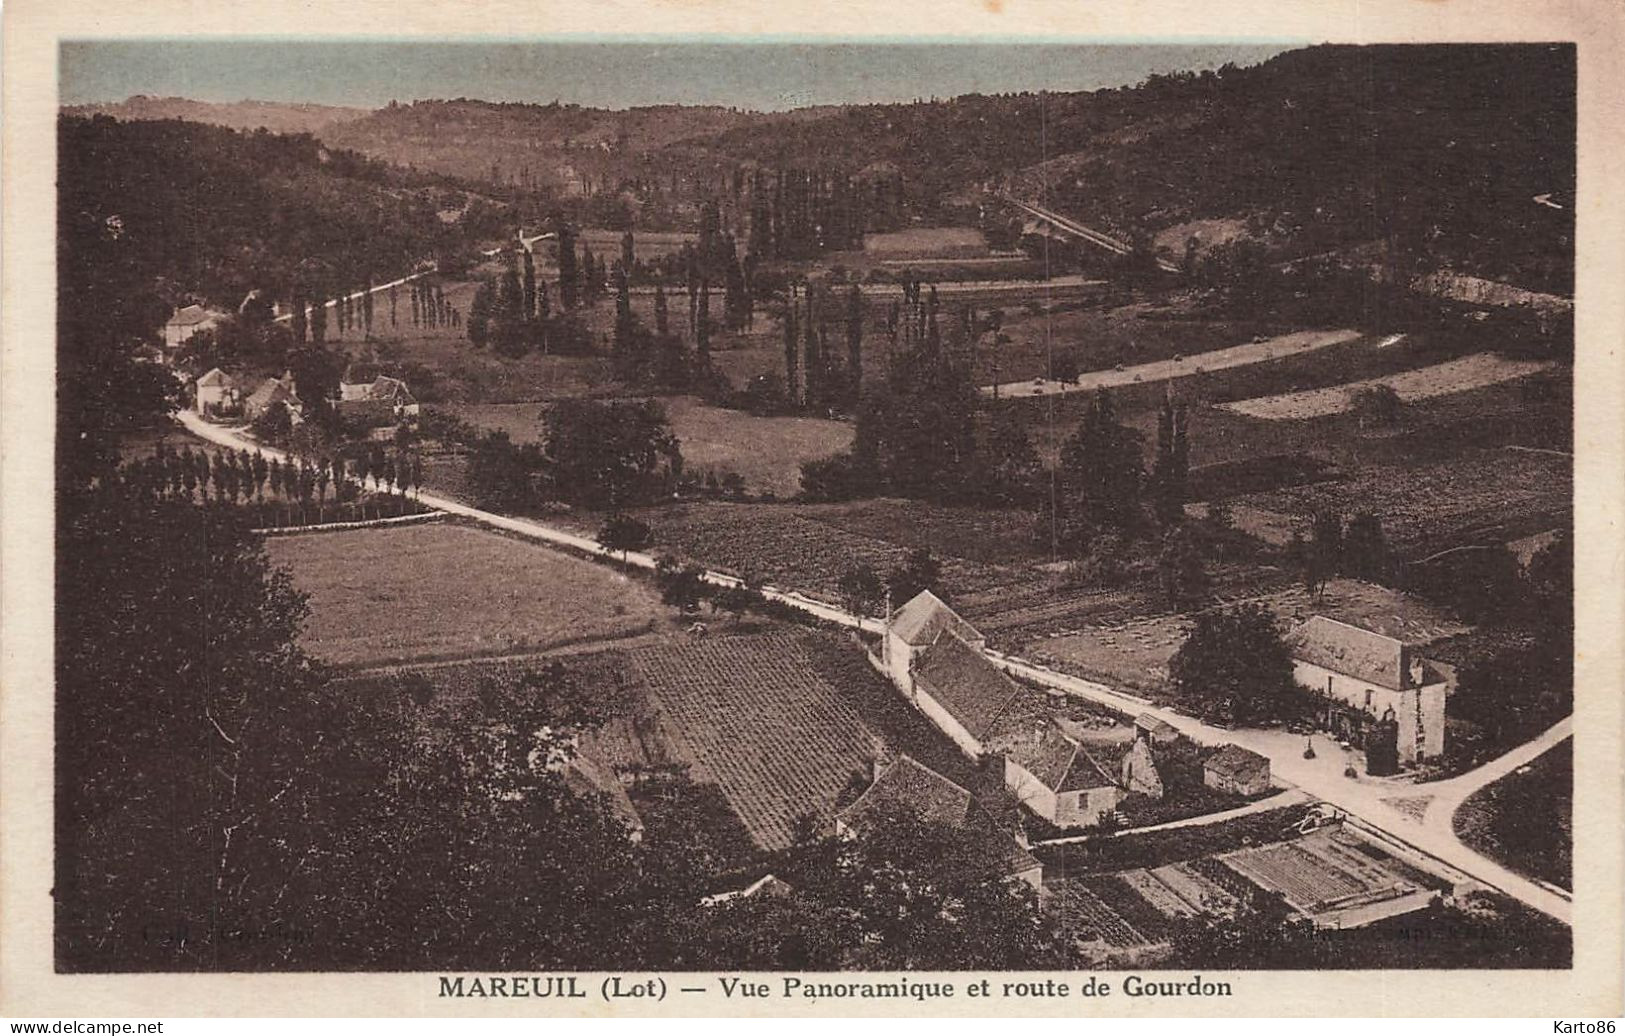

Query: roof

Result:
[562,752,642,834]
[1135,712,1179,735]
[167,304,215,327]
[888,590,982,648]
[1002,720,1118,793]
[913,633,1019,741]
[837,756,1039,880]
[340,375,415,405]
[1286,615,1414,691]
[196,367,237,388]
[1205,744,1270,780]
[247,377,297,408]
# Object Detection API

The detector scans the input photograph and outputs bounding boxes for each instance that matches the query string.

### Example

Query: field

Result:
[975,300,1313,389]
[447,397,852,500]
[1219,828,1435,925]
[265,522,667,667]
[1218,354,1556,420]
[863,226,989,259]
[625,630,883,850]
[1453,737,1572,890]
[1229,448,1572,558]
[579,228,697,261]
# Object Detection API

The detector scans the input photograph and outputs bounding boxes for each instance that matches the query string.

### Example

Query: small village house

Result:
[835,755,1042,890]
[244,374,301,423]
[163,304,222,352]
[337,374,420,439]
[193,367,242,416]
[993,719,1127,829]
[1203,744,1271,796]
[1285,615,1447,770]
[1119,738,1165,799]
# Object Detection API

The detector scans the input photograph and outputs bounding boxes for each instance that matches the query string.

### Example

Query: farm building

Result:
[994,719,1127,829]
[882,590,985,690]
[1203,744,1271,797]
[244,375,302,422]
[836,755,1042,890]
[558,752,643,844]
[1119,738,1165,799]
[1134,713,1180,746]
[163,304,223,351]
[194,367,242,415]
[1285,615,1447,771]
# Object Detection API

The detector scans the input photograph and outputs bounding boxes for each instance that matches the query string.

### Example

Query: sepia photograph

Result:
[4,3,1622,1020]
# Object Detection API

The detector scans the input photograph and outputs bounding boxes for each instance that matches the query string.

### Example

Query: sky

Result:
[59,39,1300,112]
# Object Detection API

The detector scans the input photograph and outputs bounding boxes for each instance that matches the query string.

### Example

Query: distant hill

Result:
[64,95,372,135]
[682,44,1575,292]
[59,114,499,310]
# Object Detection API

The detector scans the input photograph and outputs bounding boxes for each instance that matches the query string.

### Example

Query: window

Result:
[1365,689,1374,708]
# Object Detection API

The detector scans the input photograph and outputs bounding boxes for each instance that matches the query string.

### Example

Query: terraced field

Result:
[1218,354,1556,420]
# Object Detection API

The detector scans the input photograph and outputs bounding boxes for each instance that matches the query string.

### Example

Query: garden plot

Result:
[1218,354,1556,420]
[1217,827,1438,928]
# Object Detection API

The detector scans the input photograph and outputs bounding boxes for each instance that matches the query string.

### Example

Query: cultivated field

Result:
[1218,354,1556,420]
[1229,448,1572,557]
[579,228,697,261]
[266,522,666,667]
[625,630,884,849]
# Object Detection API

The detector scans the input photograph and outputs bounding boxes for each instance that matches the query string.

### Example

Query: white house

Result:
[993,719,1126,829]
[194,367,241,415]
[835,755,1042,891]
[1285,615,1447,769]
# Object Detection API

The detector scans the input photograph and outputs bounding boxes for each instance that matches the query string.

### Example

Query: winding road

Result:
[176,410,1572,923]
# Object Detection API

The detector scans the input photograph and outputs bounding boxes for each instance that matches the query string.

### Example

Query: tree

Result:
[659,563,708,613]
[653,284,669,338]
[467,281,493,348]
[1295,509,1343,599]
[522,249,538,321]
[1151,397,1190,527]
[886,548,943,608]
[845,284,864,404]
[56,476,322,969]
[1157,525,1210,612]
[1350,383,1404,429]
[542,399,682,511]
[1341,512,1391,582]
[1052,389,1146,546]
[1168,604,1297,725]
[599,513,653,562]
[555,215,579,311]
[836,562,885,618]
[696,280,711,362]
[783,288,800,406]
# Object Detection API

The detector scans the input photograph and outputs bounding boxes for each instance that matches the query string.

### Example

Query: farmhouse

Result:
[883,592,1012,758]
[194,367,242,416]
[836,755,1042,890]
[993,719,1127,829]
[163,304,222,351]
[1203,744,1271,797]
[244,375,301,422]
[1285,615,1446,771]
[338,375,421,435]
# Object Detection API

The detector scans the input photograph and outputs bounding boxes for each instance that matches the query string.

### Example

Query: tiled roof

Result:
[839,755,974,830]
[838,756,1038,880]
[1002,721,1078,789]
[1286,615,1409,691]
[196,367,236,388]
[1057,743,1120,793]
[1204,743,1270,780]
[914,633,1019,741]
[889,590,983,647]
[247,378,297,408]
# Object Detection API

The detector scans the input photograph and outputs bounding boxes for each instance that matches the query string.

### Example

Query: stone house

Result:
[1285,615,1447,769]
[1203,744,1271,797]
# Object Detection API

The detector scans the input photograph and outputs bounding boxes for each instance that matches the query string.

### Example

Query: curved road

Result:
[177,410,1571,923]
